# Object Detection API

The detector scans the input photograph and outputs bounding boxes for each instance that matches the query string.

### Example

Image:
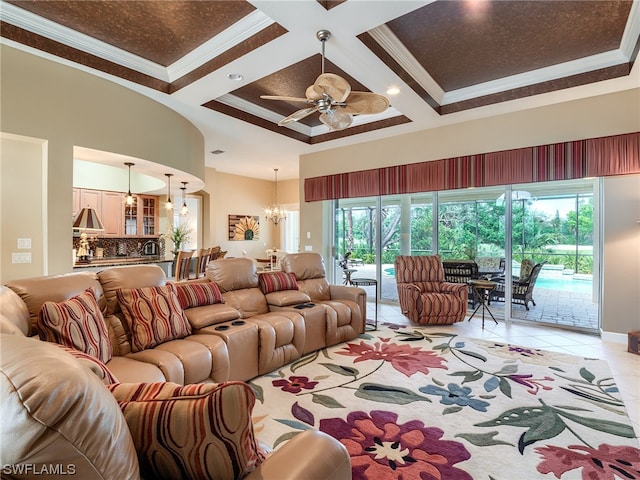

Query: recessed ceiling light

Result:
[227,73,243,81]
[386,86,400,96]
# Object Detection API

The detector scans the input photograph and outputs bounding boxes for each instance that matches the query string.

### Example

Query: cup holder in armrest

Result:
[214,325,230,331]
[231,320,246,326]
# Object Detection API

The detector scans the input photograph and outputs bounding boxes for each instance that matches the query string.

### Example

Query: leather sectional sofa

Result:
[1,252,363,479]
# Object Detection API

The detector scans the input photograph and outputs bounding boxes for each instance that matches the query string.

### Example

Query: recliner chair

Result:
[280,252,366,344]
[394,255,468,325]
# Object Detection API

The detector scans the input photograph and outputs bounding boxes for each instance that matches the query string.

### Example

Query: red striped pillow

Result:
[116,284,192,353]
[108,381,265,480]
[55,344,118,384]
[38,287,112,364]
[175,282,224,309]
[258,271,299,294]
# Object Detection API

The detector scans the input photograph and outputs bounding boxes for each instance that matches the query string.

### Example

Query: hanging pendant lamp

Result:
[180,182,189,216]
[124,162,135,206]
[165,173,174,211]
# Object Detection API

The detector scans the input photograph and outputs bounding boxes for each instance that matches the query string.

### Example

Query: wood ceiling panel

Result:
[7,0,256,66]
[386,0,631,91]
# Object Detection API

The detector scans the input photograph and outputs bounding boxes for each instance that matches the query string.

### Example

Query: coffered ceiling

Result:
[1,0,638,180]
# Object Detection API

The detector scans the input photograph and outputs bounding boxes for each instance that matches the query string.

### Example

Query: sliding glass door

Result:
[509,181,598,331]
[330,179,600,333]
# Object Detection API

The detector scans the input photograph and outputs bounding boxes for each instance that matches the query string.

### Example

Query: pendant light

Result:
[264,168,287,225]
[124,162,135,206]
[180,182,189,216]
[165,173,173,211]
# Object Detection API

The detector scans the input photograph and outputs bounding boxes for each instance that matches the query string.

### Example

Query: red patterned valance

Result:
[304,132,640,202]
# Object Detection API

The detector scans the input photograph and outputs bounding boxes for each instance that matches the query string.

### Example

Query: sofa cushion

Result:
[54,344,118,384]
[265,290,311,307]
[6,271,105,335]
[184,303,241,329]
[258,271,299,294]
[108,381,265,480]
[207,257,258,292]
[175,281,224,309]
[116,284,192,353]
[38,287,113,364]
[0,335,139,479]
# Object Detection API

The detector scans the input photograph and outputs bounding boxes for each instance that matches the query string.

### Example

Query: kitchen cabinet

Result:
[72,188,81,219]
[73,188,158,237]
[124,194,159,237]
[101,191,124,237]
[79,189,101,214]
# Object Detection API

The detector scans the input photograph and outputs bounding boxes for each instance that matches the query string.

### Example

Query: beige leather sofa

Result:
[1,334,352,480]
[2,259,365,385]
[280,252,367,343]
[1,259,359,479]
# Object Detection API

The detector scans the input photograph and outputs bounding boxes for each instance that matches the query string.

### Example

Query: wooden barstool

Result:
[174,250,194,282]
[195,247,212,278]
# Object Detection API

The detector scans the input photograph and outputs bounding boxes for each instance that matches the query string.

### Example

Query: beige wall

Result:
[0,135,47,280]
[602,174,640,337]
[201,170,300,259]
[299,88,640,337]
[1,45,204,278]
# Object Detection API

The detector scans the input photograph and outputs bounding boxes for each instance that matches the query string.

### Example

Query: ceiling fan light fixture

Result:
[261,29,388,130]
[319,108,352,131]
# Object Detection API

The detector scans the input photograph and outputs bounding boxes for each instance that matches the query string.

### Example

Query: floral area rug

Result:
[250,323,640,480]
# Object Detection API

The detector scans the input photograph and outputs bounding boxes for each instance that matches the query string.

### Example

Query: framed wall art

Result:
[228,215,260,241]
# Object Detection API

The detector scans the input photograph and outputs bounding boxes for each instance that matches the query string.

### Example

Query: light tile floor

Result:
[372,302,640,437]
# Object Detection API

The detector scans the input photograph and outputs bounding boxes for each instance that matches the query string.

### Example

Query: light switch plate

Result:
[304,245,313,251]
[17,238,31,249]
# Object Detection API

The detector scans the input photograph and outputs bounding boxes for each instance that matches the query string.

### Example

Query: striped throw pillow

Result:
[55,344,118,384]
[258,271,299,294]
[108,381,265,480]
[116,284,192,353]
[38,287,112,364]
[175,282,224,309]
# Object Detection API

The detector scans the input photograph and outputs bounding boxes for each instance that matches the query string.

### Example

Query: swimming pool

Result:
[534,276,592,294]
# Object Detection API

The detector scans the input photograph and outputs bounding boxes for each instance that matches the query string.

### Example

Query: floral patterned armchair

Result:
[394,255,468,325]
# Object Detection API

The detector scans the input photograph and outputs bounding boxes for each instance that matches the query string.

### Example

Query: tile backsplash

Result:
[72,236,166,258]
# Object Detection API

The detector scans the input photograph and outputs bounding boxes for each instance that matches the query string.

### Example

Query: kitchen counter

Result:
[73,256,173,274]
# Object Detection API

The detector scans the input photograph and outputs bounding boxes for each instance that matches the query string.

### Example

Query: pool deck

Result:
[341,264,599,333]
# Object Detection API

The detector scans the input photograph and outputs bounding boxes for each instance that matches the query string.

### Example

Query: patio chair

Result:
[442,259,479,307]
[394,255,468,325]
[488,260,546,310]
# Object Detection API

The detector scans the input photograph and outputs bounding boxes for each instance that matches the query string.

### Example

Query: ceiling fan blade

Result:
[312,73,351,102]
[278,106,320,126]
[261,95,313,103]
[341,92,390,115]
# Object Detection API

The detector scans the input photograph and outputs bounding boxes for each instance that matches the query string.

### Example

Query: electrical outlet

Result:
[12,252,32,264]
[304,245,313,252]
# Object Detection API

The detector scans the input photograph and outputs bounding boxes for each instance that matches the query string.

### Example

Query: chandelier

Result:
[264,168,287,225]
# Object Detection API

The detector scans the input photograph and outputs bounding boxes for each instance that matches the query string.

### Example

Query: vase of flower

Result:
[163,223,192,258]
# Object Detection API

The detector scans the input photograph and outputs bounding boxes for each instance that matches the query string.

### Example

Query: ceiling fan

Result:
[261,30,389,131]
